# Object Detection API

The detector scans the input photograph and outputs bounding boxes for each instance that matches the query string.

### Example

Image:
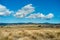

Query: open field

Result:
[0,27,60,40]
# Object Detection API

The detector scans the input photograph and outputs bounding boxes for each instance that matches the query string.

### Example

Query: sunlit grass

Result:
[0,27,60,40]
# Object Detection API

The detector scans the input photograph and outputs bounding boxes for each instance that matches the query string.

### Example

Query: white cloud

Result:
[14,4,35,18]
[37,13,45,18]
[27,13,54,19]
[26,13,45,18]
[46,13,54,19]
[0,4,13,16]
[26,14,37,18]
[14,4,54,19]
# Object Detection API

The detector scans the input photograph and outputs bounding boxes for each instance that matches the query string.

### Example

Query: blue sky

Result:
[0,0,60,23]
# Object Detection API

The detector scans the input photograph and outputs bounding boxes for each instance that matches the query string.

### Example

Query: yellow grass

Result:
[0,27,60,40]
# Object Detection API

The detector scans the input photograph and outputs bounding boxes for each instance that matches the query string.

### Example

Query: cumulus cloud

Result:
[14,4,54,19]
[46,13,54,19]
[14,4,35,18]
[0,4,54,20]
[26,13,45,18]
[27,13,54,19]
[0,4,13,16]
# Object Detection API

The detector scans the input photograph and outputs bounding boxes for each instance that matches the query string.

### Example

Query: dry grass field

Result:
[0,27,60,40]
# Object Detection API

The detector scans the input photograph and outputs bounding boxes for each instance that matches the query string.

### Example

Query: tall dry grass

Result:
[0,28,60,40]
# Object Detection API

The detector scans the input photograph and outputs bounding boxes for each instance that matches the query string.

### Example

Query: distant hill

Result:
[0,23,60,28]
[0,23,36,26]
[0,23,60,26]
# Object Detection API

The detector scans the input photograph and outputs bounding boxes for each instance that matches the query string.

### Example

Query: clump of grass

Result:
[31,35,37,40]
[45,32,55,39]
[56,32,60,37]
